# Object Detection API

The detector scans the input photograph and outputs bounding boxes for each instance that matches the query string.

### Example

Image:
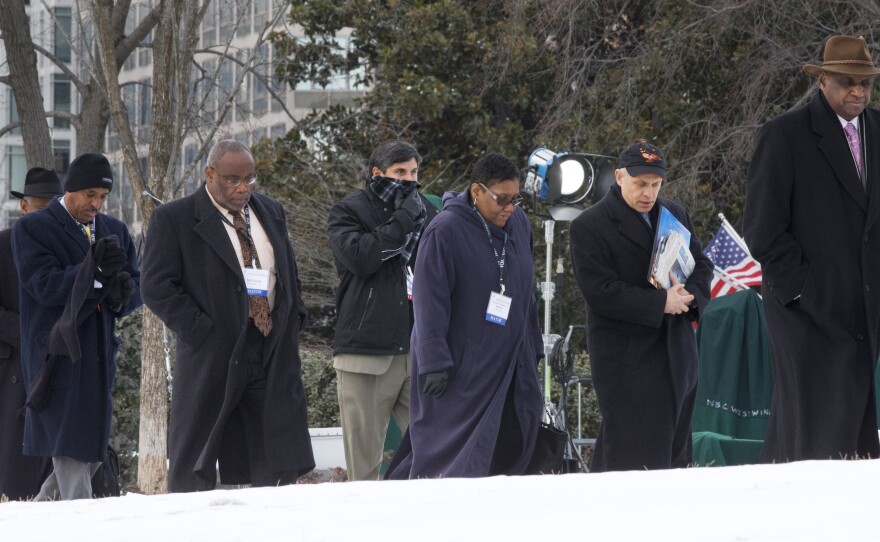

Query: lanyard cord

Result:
[474,207,508,295]
[220,205,257,267]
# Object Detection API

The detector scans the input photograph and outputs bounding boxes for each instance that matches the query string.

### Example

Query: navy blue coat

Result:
[140,187,314,491]
[570,185,712,472]
[387,191,543,478]
[12,199,141,463]
[0,227,51,499]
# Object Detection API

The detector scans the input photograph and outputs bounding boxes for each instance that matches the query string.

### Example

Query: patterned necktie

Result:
[230,211,272,336]
[844,122,865,186]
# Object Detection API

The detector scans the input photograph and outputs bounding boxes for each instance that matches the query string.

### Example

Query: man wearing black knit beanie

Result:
[12,153,142,500]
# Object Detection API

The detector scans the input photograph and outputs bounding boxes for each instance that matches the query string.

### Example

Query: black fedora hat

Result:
[11,167,65,199]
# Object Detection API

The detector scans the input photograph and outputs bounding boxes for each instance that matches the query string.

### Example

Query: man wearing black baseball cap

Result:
[569,140,712,472]
[0,167,63,500]
[11,153,141,500]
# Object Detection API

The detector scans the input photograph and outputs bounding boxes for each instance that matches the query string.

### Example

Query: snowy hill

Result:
[2,459,879,541]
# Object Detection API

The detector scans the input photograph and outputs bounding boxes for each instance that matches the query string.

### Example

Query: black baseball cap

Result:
[618,140,667,180]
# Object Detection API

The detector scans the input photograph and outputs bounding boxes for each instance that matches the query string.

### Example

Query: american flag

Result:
[704,225,762,298]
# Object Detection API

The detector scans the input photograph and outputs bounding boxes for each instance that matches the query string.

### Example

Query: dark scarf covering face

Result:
[369,175,427,264]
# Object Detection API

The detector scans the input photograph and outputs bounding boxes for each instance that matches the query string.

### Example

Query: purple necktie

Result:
[844,122,864,185]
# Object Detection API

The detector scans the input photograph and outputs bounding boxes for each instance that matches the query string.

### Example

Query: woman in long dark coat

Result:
[386,153,543,479]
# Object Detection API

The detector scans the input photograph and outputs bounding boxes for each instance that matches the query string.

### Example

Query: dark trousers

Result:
[230,322,298,487]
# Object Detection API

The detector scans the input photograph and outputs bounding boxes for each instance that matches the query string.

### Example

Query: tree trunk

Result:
[77,80,110,154]
[0,2,54,168]
[136,310,168,494]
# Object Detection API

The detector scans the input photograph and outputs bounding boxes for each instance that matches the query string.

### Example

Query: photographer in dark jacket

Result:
[327,140,439,481]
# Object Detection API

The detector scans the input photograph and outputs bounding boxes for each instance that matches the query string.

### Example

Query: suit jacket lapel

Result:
[606,187,654,252]
[192,186,244,278]
[49,198,90,255]
[811,93,868,213]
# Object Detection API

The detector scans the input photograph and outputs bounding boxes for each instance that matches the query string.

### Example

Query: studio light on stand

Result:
[523,145,614,399]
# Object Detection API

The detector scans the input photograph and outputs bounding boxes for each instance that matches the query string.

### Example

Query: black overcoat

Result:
[11,199,141,463]
[140,187,314,492]
[0,227,50,500]
[570,185,712,472]
[743,91,880,462]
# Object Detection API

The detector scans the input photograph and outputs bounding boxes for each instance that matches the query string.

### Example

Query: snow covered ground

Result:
[3,459,879,541]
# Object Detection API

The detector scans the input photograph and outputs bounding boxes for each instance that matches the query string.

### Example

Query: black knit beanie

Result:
[64,153,114,193]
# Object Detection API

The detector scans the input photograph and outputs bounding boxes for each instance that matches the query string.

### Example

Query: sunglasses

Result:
[479,183,523,208]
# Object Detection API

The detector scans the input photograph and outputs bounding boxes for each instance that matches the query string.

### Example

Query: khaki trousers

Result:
[334,353,409,481]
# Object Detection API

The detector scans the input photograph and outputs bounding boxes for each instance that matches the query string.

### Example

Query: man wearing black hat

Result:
[12,153,141,500]
[0,168,61,500]
[744,35,880,462]
[569,140,712,472]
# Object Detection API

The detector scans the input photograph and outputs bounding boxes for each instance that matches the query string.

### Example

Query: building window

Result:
[7,89,21,135]
[8,146,27,194]
[253,0,270,31]
[123,9,136,71]
[138,79,152,141]
[53,74,71,129]
[53,140,70,174]
[53,7,72,63]
[138,4,153,67]
[202,1,216,45]
[218,0,234,43]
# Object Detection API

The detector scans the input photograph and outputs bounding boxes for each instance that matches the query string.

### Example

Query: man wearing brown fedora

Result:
[0,168,62,500]
[744,35,880,463]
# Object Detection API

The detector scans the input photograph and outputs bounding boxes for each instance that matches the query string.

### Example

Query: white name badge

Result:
[243,267,270,297]
[406,267,414,301]
[486,291,512,326]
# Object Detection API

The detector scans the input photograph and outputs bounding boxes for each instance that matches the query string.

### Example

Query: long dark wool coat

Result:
[0,227,51,500]
[744,91,880,462]
[387,191,544,479]
[140,187,314,492]
[570,185,712,472]
[12,199,142,463]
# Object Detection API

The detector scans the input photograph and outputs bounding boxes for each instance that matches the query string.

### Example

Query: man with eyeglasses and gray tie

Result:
[744,35,880,463]
[141,139,314,492]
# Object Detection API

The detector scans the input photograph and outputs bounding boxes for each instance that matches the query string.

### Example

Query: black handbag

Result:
[527,421,568,474]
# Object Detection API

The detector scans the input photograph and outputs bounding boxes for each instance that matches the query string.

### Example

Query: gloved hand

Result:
[394,187,423,223]
[422,370,449,398]
[105,271,135,312]
[92,236,127,284]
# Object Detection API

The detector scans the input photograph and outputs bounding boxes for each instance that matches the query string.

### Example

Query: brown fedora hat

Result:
[804,35,880,77]
[10,167,64,199]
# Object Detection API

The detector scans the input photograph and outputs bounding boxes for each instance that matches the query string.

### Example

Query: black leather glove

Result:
[92,236,127,284]
[422,370,449,398]
[394,187,422,222]
[105,271,135,311]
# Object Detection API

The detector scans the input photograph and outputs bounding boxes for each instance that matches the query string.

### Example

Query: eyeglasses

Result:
[826,74,875,91]
[209,165,258,187]
[479,183,522,208]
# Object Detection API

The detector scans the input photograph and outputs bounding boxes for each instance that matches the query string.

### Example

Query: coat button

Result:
[234,360,239,365]
[11,376,17,384]
[398,347,403,351]
[865,235,869,242]
[867,284,871,293]
[237,285,242,292]
[857,333,865,341]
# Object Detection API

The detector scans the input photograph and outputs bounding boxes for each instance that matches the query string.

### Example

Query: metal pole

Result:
[542,219,555,398]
